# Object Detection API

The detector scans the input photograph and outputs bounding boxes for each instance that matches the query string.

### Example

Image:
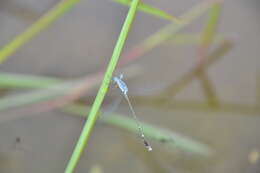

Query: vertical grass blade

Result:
[64,0,140,172]
[257,74,260,107]
[200,3,222,49]
[197,3,222,106]
[0,0,80,64]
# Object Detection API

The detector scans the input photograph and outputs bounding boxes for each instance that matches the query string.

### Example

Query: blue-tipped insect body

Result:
[113,74,153,152]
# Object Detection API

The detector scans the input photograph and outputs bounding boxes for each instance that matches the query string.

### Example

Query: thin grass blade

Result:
[0,0,80,64]
[197,3,222,106]
[0,79,86,111]
[0,73,61,88]
[119,0,216,65]
[63,103,213,156]
[64,0,140,172]
[113,0,180,23]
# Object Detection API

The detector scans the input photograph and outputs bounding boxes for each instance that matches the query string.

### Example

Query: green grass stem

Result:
[113,0,180,23]
[63,104,213,156]
[126,1,215,57]
[200,3,222,48]
[197,3,222,106]
[0,73,213,156]
[64,0,140,172]
[0,0,181,64]
[167,33,224,45]
[0,72,259,116]
[0,78,86,111]
[160,40,231,97]
[0,73,61,88]
[0,0,80,64]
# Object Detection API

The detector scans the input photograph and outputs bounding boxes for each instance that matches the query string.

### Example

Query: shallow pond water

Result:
[0,0,260,172]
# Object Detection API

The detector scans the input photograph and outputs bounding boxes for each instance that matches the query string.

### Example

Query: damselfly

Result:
[112,74,152,151]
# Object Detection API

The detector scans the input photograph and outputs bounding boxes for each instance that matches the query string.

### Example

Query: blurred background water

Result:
[0,0,259,172]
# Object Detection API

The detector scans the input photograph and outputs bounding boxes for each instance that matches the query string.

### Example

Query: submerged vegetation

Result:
[0,0,259,172]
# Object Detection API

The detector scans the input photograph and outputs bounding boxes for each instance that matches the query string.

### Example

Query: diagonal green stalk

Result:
[0,0,180,65]
[0,0,211,66]
[166,33,224,45]
[197,3,222,106]
[64,0,140,172]
[63,104,213,156]
[0,0,80,64]
[200,3,222,49]
[120,0,214,63]
[113,0,180,23]
[160,40,229,98]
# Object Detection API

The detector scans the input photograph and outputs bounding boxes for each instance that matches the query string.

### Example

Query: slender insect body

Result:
[113,74,152,152]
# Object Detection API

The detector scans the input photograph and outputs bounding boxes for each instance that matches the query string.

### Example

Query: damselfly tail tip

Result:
[143,140,152,152]
[147,146,153,152]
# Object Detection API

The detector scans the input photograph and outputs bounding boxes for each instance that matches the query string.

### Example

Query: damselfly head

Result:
[147,146,153,152]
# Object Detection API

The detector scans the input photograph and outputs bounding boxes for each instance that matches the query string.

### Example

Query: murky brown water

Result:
[0,0,260,172]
